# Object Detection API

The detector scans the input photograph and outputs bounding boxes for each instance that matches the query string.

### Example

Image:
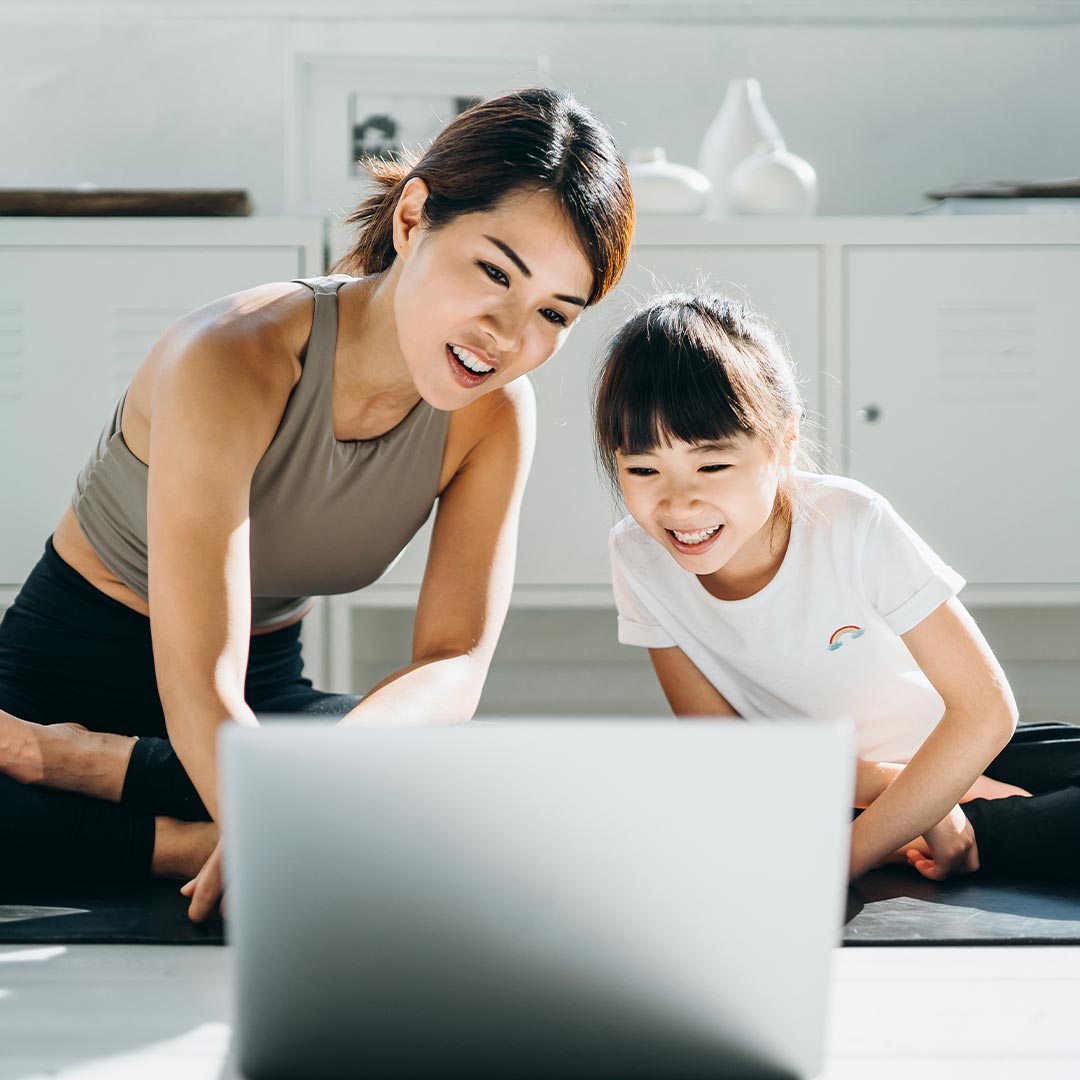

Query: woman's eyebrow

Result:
[483,234,587,307]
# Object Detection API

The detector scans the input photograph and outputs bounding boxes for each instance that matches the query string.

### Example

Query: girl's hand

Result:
[180,840,226,923]
[905,804,980,881]
[961,774,1033,802]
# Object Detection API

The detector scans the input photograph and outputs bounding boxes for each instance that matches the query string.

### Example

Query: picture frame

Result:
[285,53,552,221]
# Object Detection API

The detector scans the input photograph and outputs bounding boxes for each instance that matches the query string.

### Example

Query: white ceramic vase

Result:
[627,148,711,215]
[728,142,819,216]
[697,78,783,217]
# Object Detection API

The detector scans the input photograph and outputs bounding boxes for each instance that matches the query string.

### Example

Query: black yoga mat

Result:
[2,869,1079,947]
[0,879,224,945]
[846,867,1080,945]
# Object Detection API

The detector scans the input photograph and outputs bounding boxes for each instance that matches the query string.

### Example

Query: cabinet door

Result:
[517,245,821,587]
[846,246,1080,585]
[0,246,305,584]
[377,244,821,590]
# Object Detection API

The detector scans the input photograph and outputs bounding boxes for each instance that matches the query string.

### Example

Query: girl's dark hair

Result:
[594,291,810,492]
[334,87,634,306]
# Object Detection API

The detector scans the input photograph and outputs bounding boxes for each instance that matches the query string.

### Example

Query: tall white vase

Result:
[697,78,783,217]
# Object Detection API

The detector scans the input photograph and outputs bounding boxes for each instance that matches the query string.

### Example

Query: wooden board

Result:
[0,189,253,216]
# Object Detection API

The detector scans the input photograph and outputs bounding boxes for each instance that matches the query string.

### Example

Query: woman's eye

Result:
[541,308,567,326]
[480,262,509,286]
[699,464,732,473]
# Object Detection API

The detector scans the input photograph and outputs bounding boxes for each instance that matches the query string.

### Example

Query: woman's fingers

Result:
[185,847,224,923]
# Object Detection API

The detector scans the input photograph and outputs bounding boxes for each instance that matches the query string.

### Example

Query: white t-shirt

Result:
[611,473,965,762]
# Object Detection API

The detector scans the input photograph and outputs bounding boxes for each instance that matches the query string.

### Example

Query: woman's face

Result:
[391,183,595,410]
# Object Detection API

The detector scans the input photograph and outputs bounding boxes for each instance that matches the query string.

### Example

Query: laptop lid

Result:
[222,718,853,1079]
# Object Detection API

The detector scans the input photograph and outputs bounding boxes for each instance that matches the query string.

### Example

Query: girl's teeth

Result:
[673,525,721,545]
[450,344,494,374]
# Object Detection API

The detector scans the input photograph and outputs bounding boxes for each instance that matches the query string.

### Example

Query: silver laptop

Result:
[222,719,853,1079]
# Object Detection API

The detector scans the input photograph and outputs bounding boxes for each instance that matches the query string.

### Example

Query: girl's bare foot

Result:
[152,818,220,881]
[0,709,135,800]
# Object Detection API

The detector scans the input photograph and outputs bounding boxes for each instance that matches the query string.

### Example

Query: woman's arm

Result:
[339,379,536,727]
[145,296,302,819]
[848,597,1018,878]
[648,646,741,718]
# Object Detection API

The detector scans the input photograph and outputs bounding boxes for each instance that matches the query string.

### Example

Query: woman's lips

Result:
[446,343,494,388]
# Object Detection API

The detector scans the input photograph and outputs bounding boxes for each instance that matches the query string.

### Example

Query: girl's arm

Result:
[848,597,1018,879]
[338,379,536,727]
[648,646,741,718]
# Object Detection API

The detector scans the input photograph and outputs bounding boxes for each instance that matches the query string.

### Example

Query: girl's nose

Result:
[660,485,703,518]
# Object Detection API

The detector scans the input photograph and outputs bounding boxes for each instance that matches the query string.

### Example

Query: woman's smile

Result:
[445,342,498,388]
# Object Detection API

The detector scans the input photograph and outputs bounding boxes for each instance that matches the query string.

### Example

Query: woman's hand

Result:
[180,840,226,923]
[904,804,980,881]
[961,774,1033,802]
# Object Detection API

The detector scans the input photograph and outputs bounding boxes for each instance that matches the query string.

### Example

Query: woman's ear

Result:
[392,177,430,259]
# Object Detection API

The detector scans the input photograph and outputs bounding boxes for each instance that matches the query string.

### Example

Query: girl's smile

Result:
[667,523,724,555]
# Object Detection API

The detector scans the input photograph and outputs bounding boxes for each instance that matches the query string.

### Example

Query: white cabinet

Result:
[375,241,821,592]
[845,245,1080,589]
[0,219,323,586]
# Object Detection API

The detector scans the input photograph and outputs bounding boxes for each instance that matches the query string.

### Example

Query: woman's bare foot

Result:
[152,818,220,881]
[0,709,135,800]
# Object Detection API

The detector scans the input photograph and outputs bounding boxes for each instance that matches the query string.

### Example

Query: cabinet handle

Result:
[858,405,882,423]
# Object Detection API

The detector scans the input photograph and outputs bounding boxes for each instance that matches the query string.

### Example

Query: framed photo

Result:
[286,54,551,221]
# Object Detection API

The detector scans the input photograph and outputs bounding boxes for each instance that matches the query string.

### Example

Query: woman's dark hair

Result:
[593,291,810,492]
[334,87,634,306]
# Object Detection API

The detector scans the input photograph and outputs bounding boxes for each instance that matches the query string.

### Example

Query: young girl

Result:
[594,291,1079,882]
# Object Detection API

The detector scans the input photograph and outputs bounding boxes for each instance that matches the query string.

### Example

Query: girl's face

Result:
[392,182,595,410]
[616,433,787,583]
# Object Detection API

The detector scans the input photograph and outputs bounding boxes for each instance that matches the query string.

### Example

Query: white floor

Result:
[0,945,1078,1079]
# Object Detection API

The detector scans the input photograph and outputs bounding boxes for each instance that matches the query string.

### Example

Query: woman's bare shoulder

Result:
[168,280,315,377]
[124,281,318,455]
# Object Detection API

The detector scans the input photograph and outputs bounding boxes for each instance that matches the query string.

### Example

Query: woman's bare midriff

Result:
[51,507,308,635]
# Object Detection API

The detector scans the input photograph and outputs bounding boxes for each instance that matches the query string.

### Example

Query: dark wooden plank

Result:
[0,189,253,216]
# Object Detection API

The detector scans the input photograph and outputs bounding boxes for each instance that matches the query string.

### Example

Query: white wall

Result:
[2,4,1078,215]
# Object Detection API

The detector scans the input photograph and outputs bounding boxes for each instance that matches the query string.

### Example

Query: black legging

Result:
[963,724,1080,880]
[0,538,360,884]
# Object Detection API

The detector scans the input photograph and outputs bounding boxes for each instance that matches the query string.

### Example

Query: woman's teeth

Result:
[672,525,722,545]
[450,344,494,374]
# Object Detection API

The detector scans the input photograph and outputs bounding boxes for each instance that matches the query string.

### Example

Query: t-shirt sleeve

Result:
[858,496,966,635]
[610,539,676,649]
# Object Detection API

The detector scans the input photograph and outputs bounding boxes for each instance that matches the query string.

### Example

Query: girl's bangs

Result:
[602,340,751,458]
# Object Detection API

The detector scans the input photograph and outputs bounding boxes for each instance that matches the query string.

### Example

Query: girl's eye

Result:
[480,261,509,286]
[541,308,567,326]
[625,467,657,477]
[699,464,732,473]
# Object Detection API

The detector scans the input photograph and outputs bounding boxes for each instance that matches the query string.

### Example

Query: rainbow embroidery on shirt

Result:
[827,625,865,651]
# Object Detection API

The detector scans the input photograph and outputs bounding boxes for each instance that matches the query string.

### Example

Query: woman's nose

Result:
[480,303,526,355]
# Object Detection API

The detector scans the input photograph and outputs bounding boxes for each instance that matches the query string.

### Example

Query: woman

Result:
[0,88,635,921]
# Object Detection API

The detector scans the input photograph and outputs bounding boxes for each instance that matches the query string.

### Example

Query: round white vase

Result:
[627,147,711,215]
[697,78,783,217]
[728,142,819,216]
